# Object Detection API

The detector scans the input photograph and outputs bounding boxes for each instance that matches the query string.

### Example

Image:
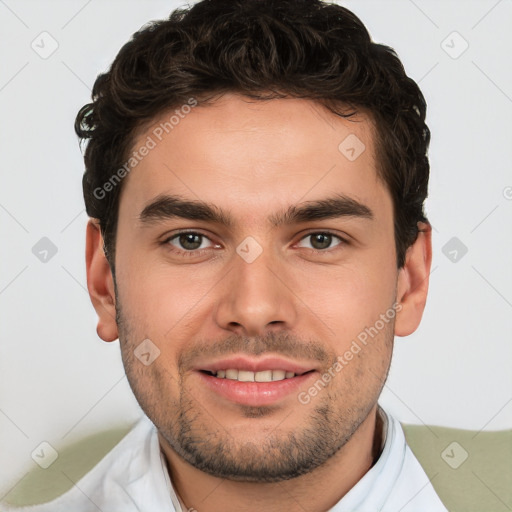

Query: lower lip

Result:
[196,371,317,406]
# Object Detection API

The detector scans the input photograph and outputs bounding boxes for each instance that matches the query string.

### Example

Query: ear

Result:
[85,219,118,342]
[394,222,432,337]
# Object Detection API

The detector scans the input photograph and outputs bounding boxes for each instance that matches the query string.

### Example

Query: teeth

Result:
[272,370,285,381]
[238,370,255,382]
[255,370,272,382]
[213,369,296,382]
[225,369,238,380]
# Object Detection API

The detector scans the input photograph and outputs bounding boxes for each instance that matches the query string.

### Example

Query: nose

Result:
[213,243,298,338]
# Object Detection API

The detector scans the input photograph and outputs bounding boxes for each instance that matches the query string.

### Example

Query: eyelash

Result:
[160,230,348,257]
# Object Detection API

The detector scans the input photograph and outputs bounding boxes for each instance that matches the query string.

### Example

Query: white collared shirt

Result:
[1,407,448,512]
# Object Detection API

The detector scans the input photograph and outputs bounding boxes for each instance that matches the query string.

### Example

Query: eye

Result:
[296,232,346,252]
[160,230,348,258]
[162,231,216,255]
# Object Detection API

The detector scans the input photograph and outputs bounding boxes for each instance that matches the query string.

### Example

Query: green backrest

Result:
[402,423,512,512]
[4,426,133,507]
[4,423,512,511]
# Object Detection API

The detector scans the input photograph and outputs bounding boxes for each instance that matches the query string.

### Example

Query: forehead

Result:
[119,94,391,228]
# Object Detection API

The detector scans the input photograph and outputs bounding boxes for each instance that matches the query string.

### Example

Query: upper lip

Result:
[195,355,318,375]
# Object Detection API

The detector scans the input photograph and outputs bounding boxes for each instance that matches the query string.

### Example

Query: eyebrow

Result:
[138,193,374,228]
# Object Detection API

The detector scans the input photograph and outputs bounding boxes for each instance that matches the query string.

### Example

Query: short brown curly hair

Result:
[75,0,430,272]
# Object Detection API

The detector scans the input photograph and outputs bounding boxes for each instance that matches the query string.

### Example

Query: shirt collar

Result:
[328,405,406,511]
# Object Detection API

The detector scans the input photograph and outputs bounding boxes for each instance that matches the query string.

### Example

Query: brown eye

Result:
[176,233,203,250]
[310,233,333,250]
[297,232,345,252]
[163,231,215,255]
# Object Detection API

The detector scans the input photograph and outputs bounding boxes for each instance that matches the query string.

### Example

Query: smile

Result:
[202,369,309,382]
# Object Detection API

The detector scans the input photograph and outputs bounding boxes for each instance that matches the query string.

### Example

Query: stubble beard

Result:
[114,282,393,483]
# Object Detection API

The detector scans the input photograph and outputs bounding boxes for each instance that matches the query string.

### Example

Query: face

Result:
[99,94,410,482]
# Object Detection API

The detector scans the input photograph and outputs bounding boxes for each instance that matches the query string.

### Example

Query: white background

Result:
[1,0,511,497]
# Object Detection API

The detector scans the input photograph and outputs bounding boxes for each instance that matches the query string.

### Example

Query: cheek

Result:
[116,256,206,326]
[304,263,397,341]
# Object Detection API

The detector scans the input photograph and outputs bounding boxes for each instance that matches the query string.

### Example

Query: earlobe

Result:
[394,222,432,337]
[85,219,119,342]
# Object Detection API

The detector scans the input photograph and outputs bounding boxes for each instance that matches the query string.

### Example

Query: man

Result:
[3,0,448,510]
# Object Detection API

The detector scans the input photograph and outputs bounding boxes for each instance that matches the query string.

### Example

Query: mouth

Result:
[194,356,319,406]
[199,368,315,382]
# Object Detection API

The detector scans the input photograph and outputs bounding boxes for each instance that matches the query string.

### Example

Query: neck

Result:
[159,405,384,512]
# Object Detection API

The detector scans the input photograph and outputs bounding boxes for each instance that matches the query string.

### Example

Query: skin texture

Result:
[85,93,432,512]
